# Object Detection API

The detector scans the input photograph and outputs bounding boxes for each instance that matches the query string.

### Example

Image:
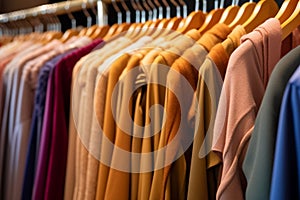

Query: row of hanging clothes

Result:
[0,0,299,199]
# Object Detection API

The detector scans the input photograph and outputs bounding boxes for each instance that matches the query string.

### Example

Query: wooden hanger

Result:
[90,25,110,39]
[126,23,144,39]
[146,19,163,35]
[177,11,206,33]
[103,24,119,40]
[228,2,256,29]
[242,0,279,33]
[167,16,183,30]
[130,20,153,39]
[79,28,88,36]
[85,24,98,37]
[281,0,300,40]
[112,23,131,37]
[219,5,240,25]
[198,8,225,34]
[156,16,183,38]
[60,29,79,43]
[42,31,63,43]
[151,18,171,38]
[275,0,298,23]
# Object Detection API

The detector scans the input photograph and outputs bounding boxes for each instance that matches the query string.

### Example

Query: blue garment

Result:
[270,65,300,200]
[21,50,75,200]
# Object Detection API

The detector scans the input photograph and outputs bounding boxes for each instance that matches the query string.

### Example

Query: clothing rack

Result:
[0,0,109,27]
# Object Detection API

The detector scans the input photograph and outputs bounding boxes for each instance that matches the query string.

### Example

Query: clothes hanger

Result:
[103,0,123,39]
[88,0,99,25]
[123,0,141,38]
[167,16,182,30]
[121,0,131,24]
[281,0,300,40]
[81,1,93,28]
[60,28,79,42]
[113,0,131,36]
[136,0,147,23]
[89,25,109,39]
[142,0,153,21]
[65,1,77,30]
[81,1,99,38]
[161,0,171,19]
[228,1,256,29]
[177,0,188,18]
[275,0,298,23]
[148,0,158,20]
[170,0,181,17]
[242,0,279,33]
[218,0,240,25]
[198,0,225,34]
[176,0,206,34]
[154,0,164,20]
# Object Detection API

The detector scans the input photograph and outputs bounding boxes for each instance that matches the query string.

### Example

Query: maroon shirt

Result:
[32,39,103,200]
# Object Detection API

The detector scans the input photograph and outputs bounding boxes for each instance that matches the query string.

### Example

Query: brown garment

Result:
[149,23,231,200]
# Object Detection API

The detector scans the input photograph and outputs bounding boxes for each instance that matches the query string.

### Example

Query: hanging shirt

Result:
[149,23,231,200]
[187,25,246,200]
[15,37,91,200]
[139,29,203,200]
[270,63,300,200]
[64,36,129,200]
[76,38,132,199]
[212,18,282,200]
[94,36,152,200]
[32,38,101,200]
[0,41,34,129]
[21,36,92,199]
[243,45,300,200]
[1,40,58,200]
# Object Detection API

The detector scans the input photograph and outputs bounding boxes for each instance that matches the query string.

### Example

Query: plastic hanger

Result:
[275,0,298,23]
[281,0,300,40]
[242,0,279,33]
[198,0,225,34]
[228,2,256,29]
[219,0,240,25]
